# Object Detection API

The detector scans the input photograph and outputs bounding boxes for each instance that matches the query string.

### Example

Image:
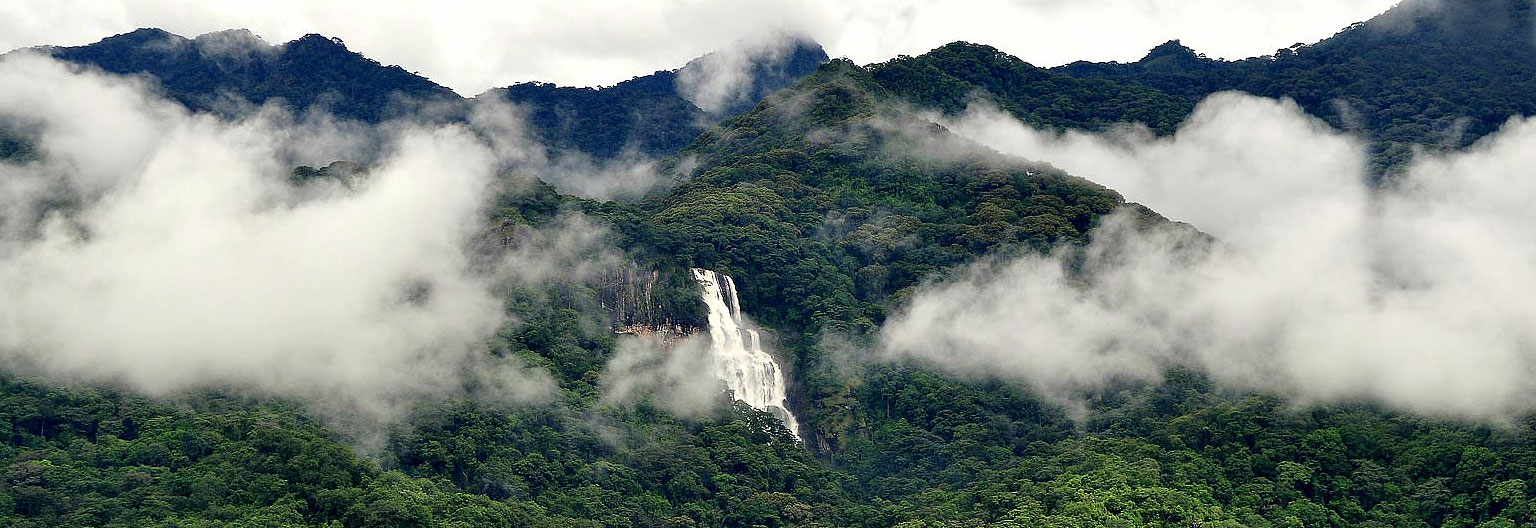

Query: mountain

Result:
[1054,0,1536,165]
[11,5,1536,528]
[855,0,1536,170]
[488,37,828,160]
[613,58,1127,341]
[23,29,828,162]
[868,41,1196,134]
[39,28,460,122]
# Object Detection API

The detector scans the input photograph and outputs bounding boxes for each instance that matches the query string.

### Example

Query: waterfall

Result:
[689,268,801,440]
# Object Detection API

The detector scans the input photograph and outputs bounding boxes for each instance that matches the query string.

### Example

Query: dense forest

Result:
[4,1,1536,527]
[25,28,827,163]
[863,0,1536,171]
[495,39,828,160]
[1057,0,1536,169]
[37,28,460,123]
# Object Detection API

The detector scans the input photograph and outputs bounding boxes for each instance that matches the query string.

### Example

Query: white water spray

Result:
[690,268,801,439]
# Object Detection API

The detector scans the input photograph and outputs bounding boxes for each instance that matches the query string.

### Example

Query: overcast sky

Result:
[0,0,1400,95]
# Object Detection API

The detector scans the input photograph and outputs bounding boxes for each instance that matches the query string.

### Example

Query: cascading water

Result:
[689,268,801,440]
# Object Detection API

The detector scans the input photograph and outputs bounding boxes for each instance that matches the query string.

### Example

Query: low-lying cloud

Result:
[883,93,1536,419]
[601,334,727,418]
[675,33,810,116]
[0,53,565,426]
[462,95,676,200]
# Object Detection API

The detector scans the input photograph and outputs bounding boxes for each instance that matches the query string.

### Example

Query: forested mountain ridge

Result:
[32,28,460,122]
[489,38,828,160]
[24,28,828,162]
[607,58,1127,339]
[1055,0,1536,166]
[860,0,1536,169]
[869,42,1196,134]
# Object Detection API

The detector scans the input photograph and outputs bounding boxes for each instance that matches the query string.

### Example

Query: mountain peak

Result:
[674,34,830,116]
[190,29,270,58]
[192,28,266,45]
[1133,39,1220,74]
[80,27,191,55]
[932,41,1001,55]
[1140,40,1199,62]
[42,28,456,122]
[105,27,183,44]
[493,36,829,161]
[285,33,351,53]
[1360,0,1533,39]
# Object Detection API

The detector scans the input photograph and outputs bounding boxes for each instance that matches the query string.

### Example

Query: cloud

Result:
[523,152,674,202]
[0,1,1398,94]
[0,52,559,427]
[489,212,627,286]
[883,92,1536,419]
[461,96,676,200]
[600,334,728,418]
[675,33,811,116]
[940,94,1367,244]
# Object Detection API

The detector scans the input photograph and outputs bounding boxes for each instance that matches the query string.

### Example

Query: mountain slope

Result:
[584,57,1536,528]
[9,10,1536,528]
[589,60,1135,468]
[490,75,706,161]
[1055,0,1536,165]
[869,42,1196,134]
[488,38,828,160]
[25,29,829,163]
[41,28,460,122]
[627,59,1125,336]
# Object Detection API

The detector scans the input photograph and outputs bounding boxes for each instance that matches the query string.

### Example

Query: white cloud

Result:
[0,53,559,427]
[601,335,727,418]
[884,92,1536,419]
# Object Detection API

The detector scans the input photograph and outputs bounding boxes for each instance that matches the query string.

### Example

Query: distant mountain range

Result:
[488,38,827,160]
[36,28,460,122]
[868,0,1536,169]
[17,28,828,162]
[12,0,1535,170]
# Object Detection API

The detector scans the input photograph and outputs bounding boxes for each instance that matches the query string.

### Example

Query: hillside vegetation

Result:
[5,2,1536,527]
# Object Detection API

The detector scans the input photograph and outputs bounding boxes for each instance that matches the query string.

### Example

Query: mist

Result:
[675,34,810,116]
[883,92,1536,419]
[600,335,728,418]
[460,93,676,201]
[0,53,578,428]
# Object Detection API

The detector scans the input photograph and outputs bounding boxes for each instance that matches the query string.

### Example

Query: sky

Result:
[0,0,1401,95]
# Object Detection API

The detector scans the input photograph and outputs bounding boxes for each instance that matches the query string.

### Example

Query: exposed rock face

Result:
[602,268,694,348]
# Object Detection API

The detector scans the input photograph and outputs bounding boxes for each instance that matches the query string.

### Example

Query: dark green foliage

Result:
[680,39,832,117]
[598,63,1124,470]
[604,60,1122,340]
[495,77,711,160]
[31,29,827,165]
[0,376,558,528]
[0,128,35,161]
[288,160,363,187]
[385,400,849,528]
[43,29,460,122]
[870,42,1196,134]
[1054,0,1536,166]
[493,39,828,160]
[863,0,1536,172]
